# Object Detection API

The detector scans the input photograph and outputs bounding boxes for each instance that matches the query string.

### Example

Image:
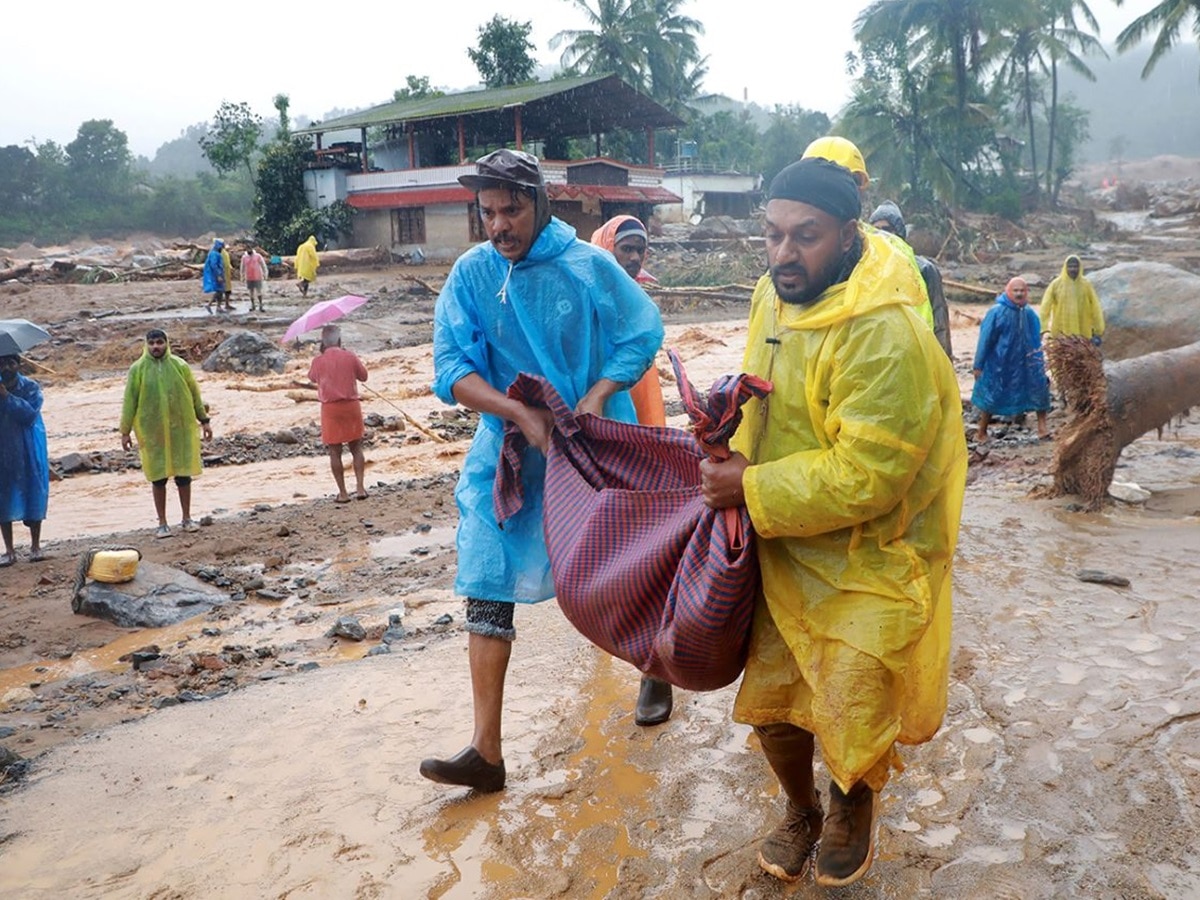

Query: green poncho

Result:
[119,342,207,482]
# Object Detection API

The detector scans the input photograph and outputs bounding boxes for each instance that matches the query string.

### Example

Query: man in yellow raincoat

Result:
[119,329,213,538]
[1039,254,1105,343]
[701,158,967,887]
[295,235,319,297]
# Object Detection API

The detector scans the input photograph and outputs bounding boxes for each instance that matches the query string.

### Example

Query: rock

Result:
[326,616,366,641]
[366,644,391,657]
[201,331,287,375]
[276,526,291,537]
[382,612,406,644]
[57,452,91,474]
[242,576,265,591]
[150,696,181,709]
[1089,262,1200,360]
[74,562,231,628]
[1076,569,1132,588]
[297,662,320,672]
[432,613,453,626]
[255,589,286,601]
[1109,481,1151,504]
[1,687,36,710]
[273,430,300,445]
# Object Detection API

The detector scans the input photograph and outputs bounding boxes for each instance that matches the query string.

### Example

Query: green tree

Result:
[199,101,263,178]
[468,15,537,87]
[1114,0,1200,77]
[678,110,760,172]
[640,0,707,111]
[1042,0,1105,197]
[273,94,291,141]
[0,145,38,210]
[253,138,310,255]
[65,119,132,204]
[393,75,443,101]
[759,106,832,187]
[551,0,647,90]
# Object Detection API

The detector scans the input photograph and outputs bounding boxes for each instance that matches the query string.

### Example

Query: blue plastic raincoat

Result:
[972,293,1051,416]
[730,229,968,793]
[202,240,225,294]
[433,217,664,604]
[0,373,50,523]
[119,341,208,482]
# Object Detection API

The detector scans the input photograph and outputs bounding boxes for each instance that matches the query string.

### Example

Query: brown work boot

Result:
[815,780,876,887]
[758,796,823,882]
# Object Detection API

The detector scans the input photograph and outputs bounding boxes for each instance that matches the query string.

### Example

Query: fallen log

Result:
[0,262,34,282]
[285,391,320,403]
[228,381,315,393]
[943,278,997,298]
[1043,335,1200,509]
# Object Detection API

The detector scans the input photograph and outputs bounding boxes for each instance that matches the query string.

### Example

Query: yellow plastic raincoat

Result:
[1039,257,1104,339]
[220,247,232,290]
[296,236,320,283]
[119,341,208,482]
[730,229,968,793]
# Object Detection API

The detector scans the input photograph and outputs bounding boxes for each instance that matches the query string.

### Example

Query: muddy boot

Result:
[634,676,673,725]
[759,798,823,882]
[755,723,822,881]
[815,779,877,887]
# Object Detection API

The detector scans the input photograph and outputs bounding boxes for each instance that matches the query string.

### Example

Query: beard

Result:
[770,234,864,305]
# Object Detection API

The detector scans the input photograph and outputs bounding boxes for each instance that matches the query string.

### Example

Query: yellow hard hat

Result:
[802,136,869,185]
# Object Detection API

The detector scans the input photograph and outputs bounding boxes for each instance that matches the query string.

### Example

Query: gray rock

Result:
[366,644,392,657]
[326,616,366,641]
[57,452,91,474]
[73,562,231,628]
[201,331,287,375]
[1088,262,1200,360]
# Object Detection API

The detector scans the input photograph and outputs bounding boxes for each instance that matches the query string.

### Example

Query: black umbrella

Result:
[0,319,51,356]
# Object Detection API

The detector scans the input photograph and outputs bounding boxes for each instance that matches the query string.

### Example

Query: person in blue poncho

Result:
[420,149,664,793]
[201,239,226,315]
[0,354,50,565]
[972,276,1051,441]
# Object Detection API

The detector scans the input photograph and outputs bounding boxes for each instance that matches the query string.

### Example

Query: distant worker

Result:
[590,213,672,725]
[972,277,1051,442]
[0,354,50,565]
[202,239,226,315]
[220,242,234,311]
[296,235,320,298]
[120,329,212,538]
[801,136,936,332]
[1039,254,1104,344]
[869,201,953,357]
[240,247,269,312]
[307,324,369,503]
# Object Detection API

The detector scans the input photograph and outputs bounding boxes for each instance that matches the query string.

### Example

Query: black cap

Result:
[458,148,544,192]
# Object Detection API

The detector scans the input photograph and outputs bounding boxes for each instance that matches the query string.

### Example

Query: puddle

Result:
[370,526,457,559]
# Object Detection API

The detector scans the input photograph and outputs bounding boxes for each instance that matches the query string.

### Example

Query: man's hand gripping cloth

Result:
[493,354,771,691]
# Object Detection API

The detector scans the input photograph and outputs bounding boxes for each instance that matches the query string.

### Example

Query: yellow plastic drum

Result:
[87,549,140,584]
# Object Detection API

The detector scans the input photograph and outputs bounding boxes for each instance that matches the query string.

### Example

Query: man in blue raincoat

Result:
[201,239,226,315]
[972,276,1051,441]
[0,354,50,565]
[420,149,664,793]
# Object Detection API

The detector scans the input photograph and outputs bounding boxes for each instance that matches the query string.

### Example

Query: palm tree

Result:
[1043,0,1105,198]
[993,1,1049,200]
[1113,0,1200,78]
[550,0,647,90]
[638,0,707,111]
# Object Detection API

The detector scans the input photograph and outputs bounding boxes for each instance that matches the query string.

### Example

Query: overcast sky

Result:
[2,0,1164,158]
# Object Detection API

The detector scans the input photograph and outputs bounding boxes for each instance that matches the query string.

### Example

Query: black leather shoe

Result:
[419,746,506,793]
[635,676,674,726]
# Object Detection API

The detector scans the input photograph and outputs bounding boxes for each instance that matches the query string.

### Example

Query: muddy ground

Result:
[2,207,1200,897]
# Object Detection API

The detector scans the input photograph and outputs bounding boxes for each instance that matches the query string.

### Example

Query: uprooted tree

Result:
[1044,336,1200,509]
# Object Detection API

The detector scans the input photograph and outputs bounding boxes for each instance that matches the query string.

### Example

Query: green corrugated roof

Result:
[298,74,617,133]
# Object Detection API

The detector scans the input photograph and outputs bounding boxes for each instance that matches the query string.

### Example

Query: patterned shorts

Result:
[465,598,516,642]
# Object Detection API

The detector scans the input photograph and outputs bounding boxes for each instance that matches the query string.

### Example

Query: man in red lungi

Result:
[307,324,368,503]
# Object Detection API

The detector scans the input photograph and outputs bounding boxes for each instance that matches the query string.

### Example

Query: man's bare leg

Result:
[178,480,192,523]
[975,411,991,442]
[328,444,349,500]
[152,482,169,527]
[469,631,510,765]
[28,521,42,560]
[1037,410,1051,439]
[349,439,367,498]
[0,522,15,565]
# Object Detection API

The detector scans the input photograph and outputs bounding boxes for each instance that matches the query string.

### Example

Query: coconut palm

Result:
[1043,0,1105,197]
[550,0,646,89]
[1113,0,1200,78]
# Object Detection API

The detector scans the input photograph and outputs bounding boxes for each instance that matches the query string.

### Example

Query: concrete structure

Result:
[660,164,762,224]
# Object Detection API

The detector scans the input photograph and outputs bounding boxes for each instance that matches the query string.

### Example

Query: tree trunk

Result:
[1023,58,1039,202]
[1046,55,1059,201]
[1045,336,1200,509]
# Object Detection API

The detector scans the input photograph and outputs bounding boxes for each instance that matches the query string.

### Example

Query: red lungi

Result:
[320,399,364,445]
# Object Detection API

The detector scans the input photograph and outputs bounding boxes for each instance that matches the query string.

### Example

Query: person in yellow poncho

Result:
[701,159,967,887]
[1039,254,1105,343]
[219,243,234,311]
[119,329,213,539]
[295,235,320,297]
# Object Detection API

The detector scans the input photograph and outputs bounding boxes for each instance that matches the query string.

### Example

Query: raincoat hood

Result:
[1039,255,1104,338]
[868,201,907,239]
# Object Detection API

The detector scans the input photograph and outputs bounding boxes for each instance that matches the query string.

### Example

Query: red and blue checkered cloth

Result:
[494,352,772,691]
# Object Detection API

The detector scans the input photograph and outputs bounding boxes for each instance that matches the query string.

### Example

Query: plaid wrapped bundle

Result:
[494,356,771,691]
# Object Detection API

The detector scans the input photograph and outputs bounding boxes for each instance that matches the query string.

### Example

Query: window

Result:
[391,208,425,244]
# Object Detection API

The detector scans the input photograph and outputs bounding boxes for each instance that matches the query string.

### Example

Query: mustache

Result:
[771,264,807,278]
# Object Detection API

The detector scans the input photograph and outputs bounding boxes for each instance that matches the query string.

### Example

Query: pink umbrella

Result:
[280,295,368,344]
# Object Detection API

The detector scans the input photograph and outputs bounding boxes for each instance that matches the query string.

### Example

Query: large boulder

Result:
[1091,262,1200,361]
[73,561,230,628]
[202,331,287,375]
